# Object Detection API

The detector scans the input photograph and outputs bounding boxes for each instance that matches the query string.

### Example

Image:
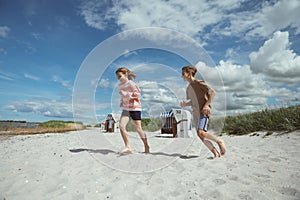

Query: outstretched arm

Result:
[180,90,192,107]
[180,99,191,107]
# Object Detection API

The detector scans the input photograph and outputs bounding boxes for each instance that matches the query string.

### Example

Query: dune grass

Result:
[126,118,162,132]
[0,120,85,135]
[221,105,300,135]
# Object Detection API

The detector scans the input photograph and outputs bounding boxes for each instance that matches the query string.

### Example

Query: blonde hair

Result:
[182,66,197,77]
[115,67,136,80]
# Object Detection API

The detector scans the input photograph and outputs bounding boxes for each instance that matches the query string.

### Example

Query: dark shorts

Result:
[194,115,209,132]
[121,110,142,120]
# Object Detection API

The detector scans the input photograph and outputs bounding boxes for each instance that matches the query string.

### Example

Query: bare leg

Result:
[198,130,226,156]
[133,120,150,153]
[197,130,221,158]
[119,115,132,154]
[200,131,226,156]
[217,139,226,156]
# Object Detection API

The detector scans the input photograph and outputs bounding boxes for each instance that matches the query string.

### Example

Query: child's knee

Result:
[134,123,142,131]
[135,126,143,133]
[119,125,126,132]
[197,130,206,140]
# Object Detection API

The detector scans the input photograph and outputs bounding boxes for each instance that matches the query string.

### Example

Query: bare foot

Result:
[144,145,150,153]
[212,147,220,159]
[119,147,132,154]
[217,140,226,156]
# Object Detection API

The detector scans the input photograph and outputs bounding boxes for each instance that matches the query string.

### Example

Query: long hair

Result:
[115,67,136,80]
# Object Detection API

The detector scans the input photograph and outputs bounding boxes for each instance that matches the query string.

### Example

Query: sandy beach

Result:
[0,128,299,200]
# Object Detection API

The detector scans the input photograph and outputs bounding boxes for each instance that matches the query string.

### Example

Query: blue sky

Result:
[0,0,299,123]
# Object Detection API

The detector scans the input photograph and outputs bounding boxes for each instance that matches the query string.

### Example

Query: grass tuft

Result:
[0,120,85,135]
[221,105,300,135]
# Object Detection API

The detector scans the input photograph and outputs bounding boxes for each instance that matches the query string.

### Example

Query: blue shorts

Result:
[195,115,209,132]
[121,110,141,120]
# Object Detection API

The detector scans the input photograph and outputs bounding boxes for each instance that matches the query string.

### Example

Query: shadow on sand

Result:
[149,152,198,159]
[69,148,199,159]
[69,148,117,155]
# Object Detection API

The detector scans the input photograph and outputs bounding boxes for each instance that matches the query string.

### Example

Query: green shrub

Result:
[222,105,300,135]
[38,120,83,129]
[39,120,67,128]
[126,118,162,132]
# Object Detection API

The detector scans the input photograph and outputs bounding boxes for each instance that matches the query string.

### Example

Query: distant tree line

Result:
[0,120,27,123]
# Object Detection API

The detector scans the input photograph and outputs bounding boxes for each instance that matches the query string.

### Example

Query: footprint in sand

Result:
[276,186,300,198]
[238,193,253,200]
[227,175,251,186]
[253,173,271,179]
[213,178,226,185]
[227,175,238,181]
[257,154,269,159]
[269,157,281,162]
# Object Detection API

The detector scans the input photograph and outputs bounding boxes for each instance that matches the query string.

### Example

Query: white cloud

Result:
[79,0,242,38]
[0,26,10,38]
[79,0,300,42]
[213,0,300,40]
[114,0,245,38]
[273,87,300,105]
[139,81,179,104]
[196,60,273,114]
[138,81,180,117]
[98,78,110,88]
[6,98,111,121]
[0,70,17,81]
[249,31,300,85]
[122,49,138,57]
[194,59,300,115]
[6,99,73,118]
[52,75,73,90]
[24,73,40,81]
[78,0,113,30]
[248,0,300,37]
[91,77,117,89]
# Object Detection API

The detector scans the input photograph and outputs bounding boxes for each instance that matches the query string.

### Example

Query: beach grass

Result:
[220,105,300,135]
[0,120,85,135]
[126,118,162,132]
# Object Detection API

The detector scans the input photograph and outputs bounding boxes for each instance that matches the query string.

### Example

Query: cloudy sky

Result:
[0,0,299,123]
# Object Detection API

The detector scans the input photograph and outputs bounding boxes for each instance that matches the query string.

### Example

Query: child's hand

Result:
[119,90,126,96]
[180,101,186,107]
[202,105,211,115]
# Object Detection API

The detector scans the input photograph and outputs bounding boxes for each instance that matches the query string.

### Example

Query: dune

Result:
[0,129,299,200]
